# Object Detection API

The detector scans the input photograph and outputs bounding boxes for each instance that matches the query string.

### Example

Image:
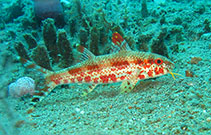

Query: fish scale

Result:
[50,52,144,85]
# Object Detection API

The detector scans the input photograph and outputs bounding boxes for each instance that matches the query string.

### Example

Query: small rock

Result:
[190,57,202,64]
[15,120,25,128]
[207,117,211,122]
[185,70,193,77]
[181,124,188,131]
[80,111,85,114]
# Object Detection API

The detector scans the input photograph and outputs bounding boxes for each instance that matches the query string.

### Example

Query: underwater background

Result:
[0,0,211,134]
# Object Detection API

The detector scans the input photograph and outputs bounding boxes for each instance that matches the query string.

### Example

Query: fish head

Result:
[136,52,175,79]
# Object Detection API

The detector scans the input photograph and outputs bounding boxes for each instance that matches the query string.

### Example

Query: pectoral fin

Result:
[120,69,140,93]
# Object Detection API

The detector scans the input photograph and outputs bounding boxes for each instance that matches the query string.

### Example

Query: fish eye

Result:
[155,58,163,65]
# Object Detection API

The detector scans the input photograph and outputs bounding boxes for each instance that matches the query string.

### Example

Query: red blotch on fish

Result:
[84,76,91,83]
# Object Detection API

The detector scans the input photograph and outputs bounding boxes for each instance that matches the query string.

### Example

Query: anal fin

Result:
[120,69,140,93]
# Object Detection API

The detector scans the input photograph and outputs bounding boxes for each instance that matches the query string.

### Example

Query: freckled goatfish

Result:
[18,32,178,114]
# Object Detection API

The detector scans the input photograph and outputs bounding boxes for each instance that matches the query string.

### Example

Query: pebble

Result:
[206,117,211,122]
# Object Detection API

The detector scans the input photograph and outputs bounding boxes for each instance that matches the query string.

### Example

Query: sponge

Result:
[8,77,35,98]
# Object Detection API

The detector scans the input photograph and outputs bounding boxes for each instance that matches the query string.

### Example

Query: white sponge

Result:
[8,77,35,98]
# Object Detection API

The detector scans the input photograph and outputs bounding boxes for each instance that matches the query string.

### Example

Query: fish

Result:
[18,32,177,114]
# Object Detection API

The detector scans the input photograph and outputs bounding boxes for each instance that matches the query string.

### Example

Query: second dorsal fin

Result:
[111,32,131,53]
[76,44,95,62]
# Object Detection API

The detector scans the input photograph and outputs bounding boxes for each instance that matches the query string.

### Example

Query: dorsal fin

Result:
[76,44,95,62]
[111,32,131,53]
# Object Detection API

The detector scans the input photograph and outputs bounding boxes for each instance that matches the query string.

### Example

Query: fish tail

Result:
[17,56,57,114]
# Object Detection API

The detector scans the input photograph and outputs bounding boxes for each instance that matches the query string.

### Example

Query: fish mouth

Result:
[169,62,175,71]
[168,62,183,80]
[166,61,175,72]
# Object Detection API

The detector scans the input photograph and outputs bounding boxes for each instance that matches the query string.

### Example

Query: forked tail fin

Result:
[17,56,57,114]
